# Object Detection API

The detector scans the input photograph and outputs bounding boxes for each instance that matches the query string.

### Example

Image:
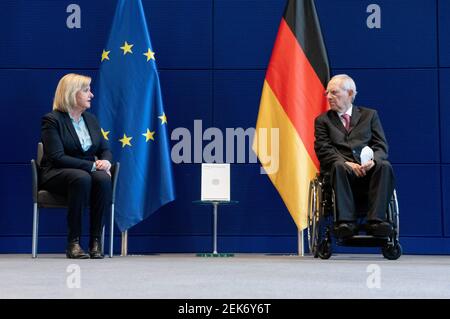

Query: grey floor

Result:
[1,254,449,299]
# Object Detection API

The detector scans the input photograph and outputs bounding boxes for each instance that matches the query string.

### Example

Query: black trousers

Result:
[330,160,395,222]
[41,169,112,241]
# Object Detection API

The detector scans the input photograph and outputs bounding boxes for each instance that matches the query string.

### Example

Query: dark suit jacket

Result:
[314,106,389,173]
[40,110,112,185]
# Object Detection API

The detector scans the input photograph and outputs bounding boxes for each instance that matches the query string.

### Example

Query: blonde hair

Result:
[53,73,91,112]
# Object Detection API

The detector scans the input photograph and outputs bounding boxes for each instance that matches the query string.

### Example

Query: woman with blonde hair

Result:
[40,73,112,259]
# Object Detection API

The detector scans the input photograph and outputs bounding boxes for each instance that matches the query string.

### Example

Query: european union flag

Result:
[94,0,175,232]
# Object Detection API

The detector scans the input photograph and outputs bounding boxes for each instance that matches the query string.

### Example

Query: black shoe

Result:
[335,223,357,239]
[66,239,90,259]
[366,221,393,237]
[89,237,104,259]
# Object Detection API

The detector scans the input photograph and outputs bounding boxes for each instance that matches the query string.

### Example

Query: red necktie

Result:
[342,114,350,131]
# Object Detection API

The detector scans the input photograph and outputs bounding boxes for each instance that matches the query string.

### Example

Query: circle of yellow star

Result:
[120,41,134,55]
[101,128,110,140]
[119,134,133,147]
[143,48,155,61]
[101,49,110,62]
[158,113,167,125]
[142,129,155,142]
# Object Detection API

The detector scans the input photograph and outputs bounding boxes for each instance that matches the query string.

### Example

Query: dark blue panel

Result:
[0,0,114,69]
[214,0,284,68]
[0,165,32,236]
[316,0,437,68]
[126,235,297,254]
[214,70,265,128]
[158,70,213,160]
[0,0,211,69]
[438,0,450,66]
[394,164,442,237]
[0,69,97,163]
[441,165,450,236]
[159,70,213,132]
[440,69,450,163]
[213,70,264,163]
[144,0,212,68]
[130,163,295,237]
[392,237,450,255]
[332,69,439,164]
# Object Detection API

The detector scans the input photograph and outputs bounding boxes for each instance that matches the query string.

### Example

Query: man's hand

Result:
[361,160,375,173]
[345,161,366,177]
[95,159,111,172]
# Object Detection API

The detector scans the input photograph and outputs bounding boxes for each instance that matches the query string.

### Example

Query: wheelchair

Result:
[307,173,402,260]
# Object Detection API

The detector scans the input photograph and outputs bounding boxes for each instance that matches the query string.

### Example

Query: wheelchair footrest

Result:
[338,235,390,247]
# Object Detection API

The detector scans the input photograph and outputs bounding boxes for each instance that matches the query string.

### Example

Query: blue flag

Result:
[94,0,175,232]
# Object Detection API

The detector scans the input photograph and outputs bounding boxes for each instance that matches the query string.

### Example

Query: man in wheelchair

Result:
[314,74,395,239]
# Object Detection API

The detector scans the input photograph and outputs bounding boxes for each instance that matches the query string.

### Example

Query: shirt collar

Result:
[338,105,353,117]
[69,113,84,125]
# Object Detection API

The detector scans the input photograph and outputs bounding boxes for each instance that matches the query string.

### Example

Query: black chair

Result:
[31,142,119,258]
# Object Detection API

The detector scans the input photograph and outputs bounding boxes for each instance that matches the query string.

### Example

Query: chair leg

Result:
[32,204,39,258]
[110,204,115,258]
[101,225,105,255]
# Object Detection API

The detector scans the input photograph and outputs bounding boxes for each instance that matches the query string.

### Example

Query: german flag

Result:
[253,0,329,230]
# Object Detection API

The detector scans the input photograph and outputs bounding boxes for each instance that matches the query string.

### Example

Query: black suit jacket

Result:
[314,106,389,173]
[40,110,112,185]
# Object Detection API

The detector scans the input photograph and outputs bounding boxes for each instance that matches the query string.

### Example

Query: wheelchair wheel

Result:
[384,190,401,260]
[388,190,400,240]
[382,243,402,260]
[307,179,321,258]
[317,239,332,259]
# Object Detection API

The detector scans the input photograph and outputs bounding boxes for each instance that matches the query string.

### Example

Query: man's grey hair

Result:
[330,74,358,102]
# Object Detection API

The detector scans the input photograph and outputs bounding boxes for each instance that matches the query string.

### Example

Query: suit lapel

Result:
[62,112,83,150]
[82,113,97,148]
[349,106,361,133]
[329,111,348,135]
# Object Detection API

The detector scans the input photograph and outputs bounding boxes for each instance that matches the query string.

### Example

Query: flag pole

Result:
[121,231,128,256]
[298,229,304,256]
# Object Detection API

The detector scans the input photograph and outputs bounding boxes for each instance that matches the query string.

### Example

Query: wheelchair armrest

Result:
[31,159,38,204]
[111,162,120,204]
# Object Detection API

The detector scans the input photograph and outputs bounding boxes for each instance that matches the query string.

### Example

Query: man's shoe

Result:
[366,221,393,237]
[89,238,104,259]
[335,223,357,239]
[66,239,90,259]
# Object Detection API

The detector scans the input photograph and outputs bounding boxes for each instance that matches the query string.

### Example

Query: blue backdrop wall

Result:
[0,0,449,255]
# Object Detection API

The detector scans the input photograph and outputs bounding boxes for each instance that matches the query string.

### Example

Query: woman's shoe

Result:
[89,238,104,259]
[66,239,90,259]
